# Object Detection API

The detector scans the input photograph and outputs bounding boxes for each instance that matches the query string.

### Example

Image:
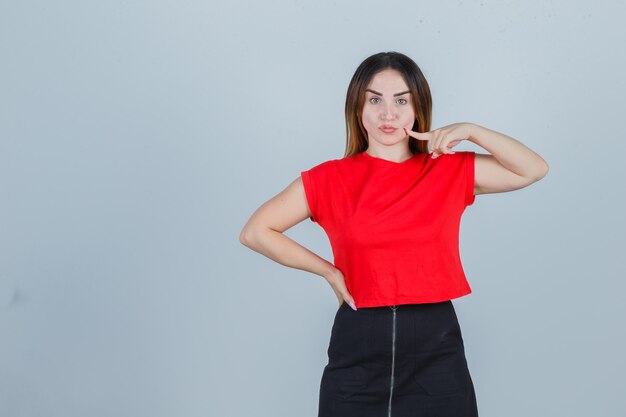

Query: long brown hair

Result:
[344,51,432,158]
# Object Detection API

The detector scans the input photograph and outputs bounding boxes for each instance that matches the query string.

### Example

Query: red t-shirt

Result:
[300,150,476,308]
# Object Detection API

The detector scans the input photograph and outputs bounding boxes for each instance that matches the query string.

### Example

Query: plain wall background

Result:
[1,0,624,416]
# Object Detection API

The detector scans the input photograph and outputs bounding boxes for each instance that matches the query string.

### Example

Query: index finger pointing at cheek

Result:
[404,128,430,141]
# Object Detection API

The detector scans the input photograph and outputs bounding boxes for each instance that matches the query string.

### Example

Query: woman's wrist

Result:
[322,263,341,282]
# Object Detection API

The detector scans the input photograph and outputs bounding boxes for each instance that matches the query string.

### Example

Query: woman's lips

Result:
[380,126,397,133]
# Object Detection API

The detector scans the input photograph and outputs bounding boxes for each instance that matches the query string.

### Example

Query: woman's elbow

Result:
[239,225,255,247]
[239,222,266,248]
[533,160,549,181]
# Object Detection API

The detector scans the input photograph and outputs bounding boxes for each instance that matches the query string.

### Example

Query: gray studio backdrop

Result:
[1,1,624,416]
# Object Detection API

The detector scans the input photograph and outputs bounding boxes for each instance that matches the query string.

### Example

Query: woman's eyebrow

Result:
[365,89,411,97]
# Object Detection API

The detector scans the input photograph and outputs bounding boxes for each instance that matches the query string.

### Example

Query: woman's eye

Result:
[369,97,408,104]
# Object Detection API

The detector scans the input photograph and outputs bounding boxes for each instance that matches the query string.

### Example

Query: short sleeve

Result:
[464,151,476,206]
[300,169,319,222]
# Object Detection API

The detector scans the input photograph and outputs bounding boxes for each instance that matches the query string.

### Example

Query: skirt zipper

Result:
[387,305,398,417]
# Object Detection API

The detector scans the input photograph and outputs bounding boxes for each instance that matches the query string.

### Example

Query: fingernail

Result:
[403,127,407,134]
[349,300,357,311]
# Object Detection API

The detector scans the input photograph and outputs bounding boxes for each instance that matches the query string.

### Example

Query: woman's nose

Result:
[380,105,396,120]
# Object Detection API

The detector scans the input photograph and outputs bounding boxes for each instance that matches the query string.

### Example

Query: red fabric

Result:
[300,150,476,308]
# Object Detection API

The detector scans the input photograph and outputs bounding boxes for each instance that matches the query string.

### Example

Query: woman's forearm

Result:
[241,227,337,280]
[468,123,549,180]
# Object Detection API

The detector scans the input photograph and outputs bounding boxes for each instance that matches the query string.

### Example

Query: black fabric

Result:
[318,300,479,417]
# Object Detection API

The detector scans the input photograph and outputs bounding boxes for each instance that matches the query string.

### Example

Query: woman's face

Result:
[361,69,415,147]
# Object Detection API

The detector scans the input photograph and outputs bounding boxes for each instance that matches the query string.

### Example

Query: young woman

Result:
[239,51,548,417]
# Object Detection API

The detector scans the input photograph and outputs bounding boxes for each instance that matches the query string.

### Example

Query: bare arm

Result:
[239,176,356,307]
[469,123,549,195]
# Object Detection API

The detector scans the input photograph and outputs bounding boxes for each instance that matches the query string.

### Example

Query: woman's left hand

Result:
[404,122,474,159]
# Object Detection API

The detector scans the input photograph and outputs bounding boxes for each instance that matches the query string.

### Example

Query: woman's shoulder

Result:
[303,155,353,174]
[431,150,474,167]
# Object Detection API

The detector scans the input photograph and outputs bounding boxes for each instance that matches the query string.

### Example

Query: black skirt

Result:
[318,300,479,417]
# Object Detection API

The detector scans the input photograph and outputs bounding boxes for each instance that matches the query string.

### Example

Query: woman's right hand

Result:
[324,268,357,310]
